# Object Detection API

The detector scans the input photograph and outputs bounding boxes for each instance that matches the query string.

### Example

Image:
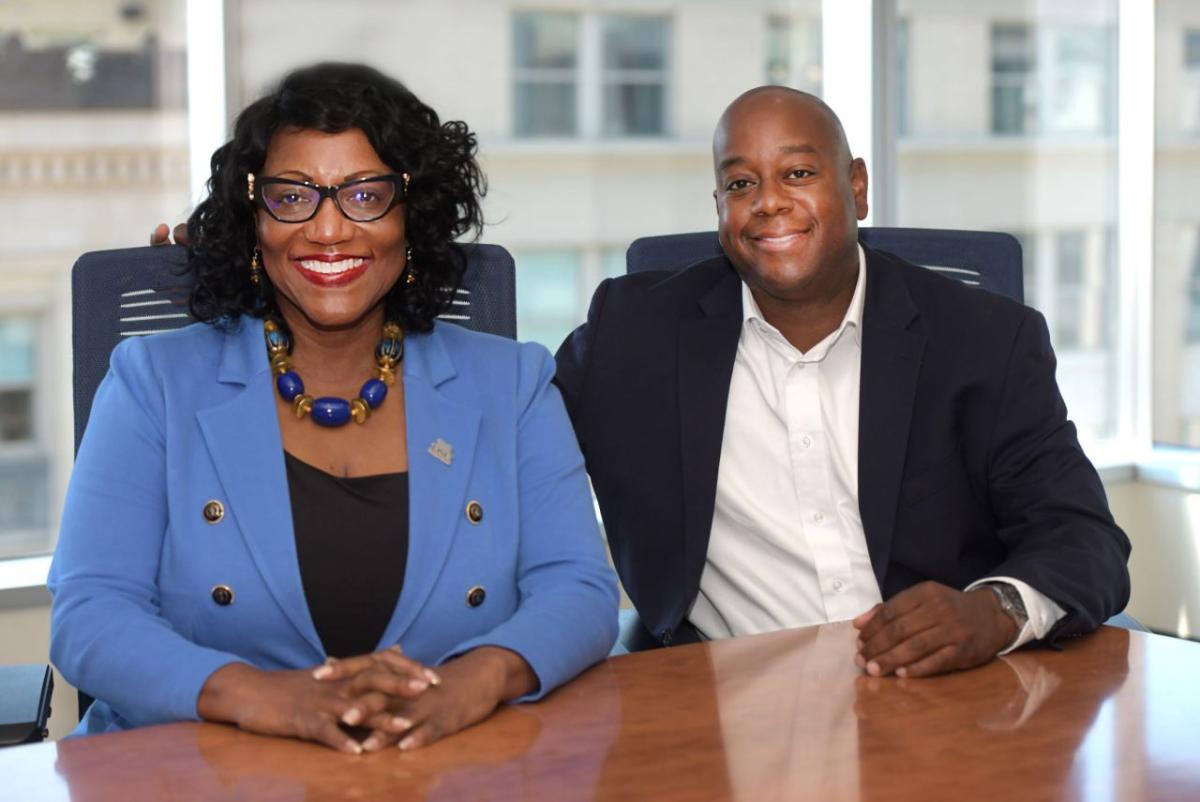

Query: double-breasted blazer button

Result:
[466,500,484,524]
[202,500,225,524]
[211,585,235,606]
[466,585,486,607]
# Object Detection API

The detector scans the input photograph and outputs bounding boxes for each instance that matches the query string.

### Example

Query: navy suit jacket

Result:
[556,244,1130,646]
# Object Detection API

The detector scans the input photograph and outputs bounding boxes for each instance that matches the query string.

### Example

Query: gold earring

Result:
[250,249,262,285]
[405,245,416,285]
[247,173,256,202]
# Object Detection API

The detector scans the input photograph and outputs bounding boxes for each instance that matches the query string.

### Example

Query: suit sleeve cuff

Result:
[966,576,1067,654]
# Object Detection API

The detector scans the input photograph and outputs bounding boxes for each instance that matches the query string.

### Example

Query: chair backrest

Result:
[71,243,516,451]
[625,227,1024,302]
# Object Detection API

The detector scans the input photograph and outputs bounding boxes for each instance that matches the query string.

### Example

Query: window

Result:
[765,15,822,95]
[1156,4,1200,447]
[516,251,581,349]
[1183,30,1200,133]
[991,24,1035,135]
[513,13,578,137]
[990,22,1114,137]
[512,12,670,139]
[896,2,1120,442]
[0,317,48,553]
[601,17,668,136]
[0,1,191,558]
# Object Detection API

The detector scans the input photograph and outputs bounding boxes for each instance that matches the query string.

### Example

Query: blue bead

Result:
[276,371,304,402]
[360,378,388,409]
[311,397,352,427]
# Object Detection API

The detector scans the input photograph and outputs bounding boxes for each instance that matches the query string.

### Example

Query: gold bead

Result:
[271,354,291,376]
[377,365,396,385]
[293,394,313,418]
[382,321,402,340]
[350,398,370,424]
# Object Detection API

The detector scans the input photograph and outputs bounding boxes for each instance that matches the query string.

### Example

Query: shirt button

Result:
[801,435,813,449]
[832,579,845,592]
[812,511,824,523]
[466,586,486,607]
[465,500,484,524]
[211,585,234,606]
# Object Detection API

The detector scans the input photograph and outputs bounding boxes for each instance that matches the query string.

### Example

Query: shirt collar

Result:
[740,243,867,350]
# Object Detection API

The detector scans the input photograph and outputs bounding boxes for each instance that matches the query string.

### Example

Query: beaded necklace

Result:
[263,318,403,427]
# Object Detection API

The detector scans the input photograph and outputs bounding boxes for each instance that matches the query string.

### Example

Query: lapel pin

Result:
[428,438,454,466]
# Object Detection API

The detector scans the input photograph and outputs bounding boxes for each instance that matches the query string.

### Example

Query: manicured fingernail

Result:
[325,656,338,664]
[854,654,866,669]
[424,669,441,686]
[342,708,362,726]
[867,661,881,677]
[408,679,429,692]
[391,644,404,654]
[398,736,417,751]
[362,737,380,752]
[896,667,908,678]
[313,665,334,680]
[855,639,863,650]
[349,742,363,755]
[391,716,412,731]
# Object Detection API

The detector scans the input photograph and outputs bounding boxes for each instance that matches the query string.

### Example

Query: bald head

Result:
[710,84,869,309]
[713,86,853,178]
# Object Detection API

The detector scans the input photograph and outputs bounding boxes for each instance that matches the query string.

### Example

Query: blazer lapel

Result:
[857,247,925,591]
[676,261,743,617]
[376,326,480,648]
[196,321,324,657]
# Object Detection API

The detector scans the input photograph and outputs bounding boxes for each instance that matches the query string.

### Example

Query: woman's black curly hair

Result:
[187,62,485,331]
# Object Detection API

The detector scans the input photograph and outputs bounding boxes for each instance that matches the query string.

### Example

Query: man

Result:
[555,86,1130,678]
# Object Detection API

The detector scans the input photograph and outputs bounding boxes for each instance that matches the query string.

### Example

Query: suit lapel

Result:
[196,321,324,657]
[376,326,480,648]
[677,261,743,616]
[857,247,925,591]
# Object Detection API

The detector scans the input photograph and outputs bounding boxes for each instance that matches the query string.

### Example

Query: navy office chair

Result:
[0,665,53,746]
[626,227,1024,302]
[67,243,516,716]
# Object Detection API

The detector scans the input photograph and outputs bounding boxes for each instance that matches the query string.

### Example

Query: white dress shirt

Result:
[690,246,1063,652]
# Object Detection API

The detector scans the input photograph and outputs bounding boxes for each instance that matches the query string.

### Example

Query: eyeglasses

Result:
[248,172,410,223]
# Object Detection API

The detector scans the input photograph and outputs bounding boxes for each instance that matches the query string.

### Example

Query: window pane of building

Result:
[1156,2,1200,446]
[602,16,668,137]
[0,0,190,558]
[895,1,1119,443]
[513,12,578,137]
[515,251,581,350]
[766,15,823,95]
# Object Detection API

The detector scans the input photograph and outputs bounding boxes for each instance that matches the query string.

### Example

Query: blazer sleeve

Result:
[983,308,1131,641]
[48,337,246,727]
[437,342,619,699]
[553,277,613,443]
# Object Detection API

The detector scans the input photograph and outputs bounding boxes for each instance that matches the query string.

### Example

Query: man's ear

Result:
[850,158,869,221]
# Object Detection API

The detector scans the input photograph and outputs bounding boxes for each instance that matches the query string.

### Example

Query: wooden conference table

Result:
[3,622,1198,801]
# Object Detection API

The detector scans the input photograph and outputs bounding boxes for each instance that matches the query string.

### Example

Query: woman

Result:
[48,63,619,754]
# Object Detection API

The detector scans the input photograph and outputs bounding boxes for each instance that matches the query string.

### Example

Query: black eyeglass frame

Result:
[249,172,411,223]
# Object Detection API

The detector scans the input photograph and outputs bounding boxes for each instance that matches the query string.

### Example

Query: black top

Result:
[284,452,409,658]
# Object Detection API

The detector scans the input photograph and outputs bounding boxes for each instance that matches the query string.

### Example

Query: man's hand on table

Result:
[852,581,1019,678]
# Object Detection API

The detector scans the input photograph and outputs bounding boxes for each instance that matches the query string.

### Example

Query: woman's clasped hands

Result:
[201,645,527,755]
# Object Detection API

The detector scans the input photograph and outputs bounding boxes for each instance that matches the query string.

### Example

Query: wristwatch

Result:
[981,582,1028,632]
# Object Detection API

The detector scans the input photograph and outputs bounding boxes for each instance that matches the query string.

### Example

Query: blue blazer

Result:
[50,318,619,732]
[556,245,1130,647]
